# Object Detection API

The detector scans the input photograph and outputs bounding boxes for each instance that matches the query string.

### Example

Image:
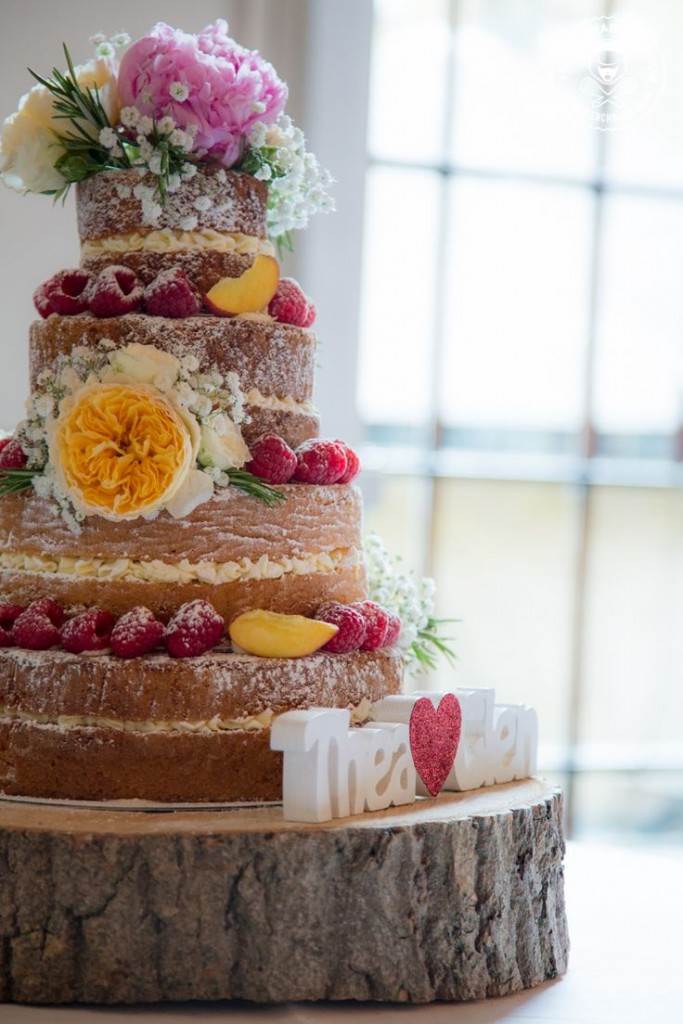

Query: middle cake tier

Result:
[0,484,365,621]
[29,312,319,448]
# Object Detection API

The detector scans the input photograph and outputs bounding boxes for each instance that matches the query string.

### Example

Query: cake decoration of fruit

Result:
[0,21,454,804]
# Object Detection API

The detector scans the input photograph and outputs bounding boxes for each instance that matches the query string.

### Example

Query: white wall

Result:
[0,0,372,443]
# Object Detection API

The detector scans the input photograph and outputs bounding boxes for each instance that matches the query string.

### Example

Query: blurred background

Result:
[1,0,681,847]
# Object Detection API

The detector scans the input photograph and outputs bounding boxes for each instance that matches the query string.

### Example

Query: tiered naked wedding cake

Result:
[0,25,569,1008]
[0,22,430,804]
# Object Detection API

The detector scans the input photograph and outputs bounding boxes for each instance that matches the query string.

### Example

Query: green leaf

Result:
[275,230,294,257]
[54,150,100,183]
[408,619,457,675]
[0,469,37,498]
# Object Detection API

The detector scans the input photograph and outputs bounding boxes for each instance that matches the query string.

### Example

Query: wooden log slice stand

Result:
[0,778,568,1005]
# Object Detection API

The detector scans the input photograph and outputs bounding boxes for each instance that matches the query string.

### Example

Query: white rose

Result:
[0,84,63,193]
[198,412,250,471]
[107,343,180,392]
[165,469,214,519]
[0,58,119,194]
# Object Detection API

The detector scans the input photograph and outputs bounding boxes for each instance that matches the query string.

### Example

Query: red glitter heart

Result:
[409,694,462,797]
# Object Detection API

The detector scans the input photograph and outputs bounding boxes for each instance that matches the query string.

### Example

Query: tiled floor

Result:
[3,841,681,1024]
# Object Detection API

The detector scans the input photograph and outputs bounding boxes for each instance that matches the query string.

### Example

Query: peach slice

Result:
[229,609,338,659]
[204,255,279,315]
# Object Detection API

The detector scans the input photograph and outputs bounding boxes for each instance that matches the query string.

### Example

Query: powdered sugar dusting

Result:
[0,646,403,721]
[30,314,317,404]
[77,167,267,241]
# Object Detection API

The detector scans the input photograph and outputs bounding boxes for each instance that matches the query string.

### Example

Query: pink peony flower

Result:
[117,21,287,167]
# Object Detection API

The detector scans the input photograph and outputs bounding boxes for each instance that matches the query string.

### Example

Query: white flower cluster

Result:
[90,31,131,61]
[99,105,199,222]
[174,354,246,429]
[247,114,335,241]
[364,534,437,666]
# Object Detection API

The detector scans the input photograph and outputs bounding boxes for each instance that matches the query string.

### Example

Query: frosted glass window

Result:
[368,0,450,164]
[357,166,441,427]
[594,195,683,437]
[450,0,600,179]
[440,178,593,435]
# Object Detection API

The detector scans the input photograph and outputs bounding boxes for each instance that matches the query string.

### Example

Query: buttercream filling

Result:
[0,698,373,735]
[81,229,274,257]
[0,547,359,585]
[245,388,317,416]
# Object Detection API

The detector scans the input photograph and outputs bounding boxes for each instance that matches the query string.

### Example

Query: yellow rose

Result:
[0,58,119,194]
[49,382,204,522]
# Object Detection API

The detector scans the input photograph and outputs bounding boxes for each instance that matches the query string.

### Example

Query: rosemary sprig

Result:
[0,469,37,497]
[226,469,286,507]
[28,44,130,195]
[410,617,458,673]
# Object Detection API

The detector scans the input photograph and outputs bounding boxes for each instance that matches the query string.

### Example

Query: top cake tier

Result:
[77,166,268,242]
[76,167,274,293]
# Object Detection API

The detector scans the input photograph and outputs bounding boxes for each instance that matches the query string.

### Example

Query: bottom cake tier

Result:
[0,646,402,802]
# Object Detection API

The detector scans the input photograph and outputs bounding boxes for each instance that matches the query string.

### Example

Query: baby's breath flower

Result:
[249,121,268,147]
[169,81,190,102]
[34,393,55,418]
[240,114,334,243]
[170,128,193,152]
[99,127,119,150]
[364,534,455,675]
[120,105,140,129]
[137,115,154,136]
[95,41,116,60]
[111,32,131,49]
[180,354,200,373]
[157,115,176,135]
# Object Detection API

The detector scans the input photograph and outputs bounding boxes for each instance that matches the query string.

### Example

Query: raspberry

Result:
[110,606,165,658]
[268,278,316,327]
[245,434,297,484]
[0,602,26,629]
[315,602,367,654]
[86,265,143,317]
[0,626,14,648]
[60,608,115,654]
[354,601,392,651]
[293,440,348,485]
[144,267,200,318]
[12,610,60,650]
[383,612,402,647]
[335,442,361,484]
[33,269,91,318]
[164,599,224,658]
[26,597,65,627]
[0,439,28,470]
